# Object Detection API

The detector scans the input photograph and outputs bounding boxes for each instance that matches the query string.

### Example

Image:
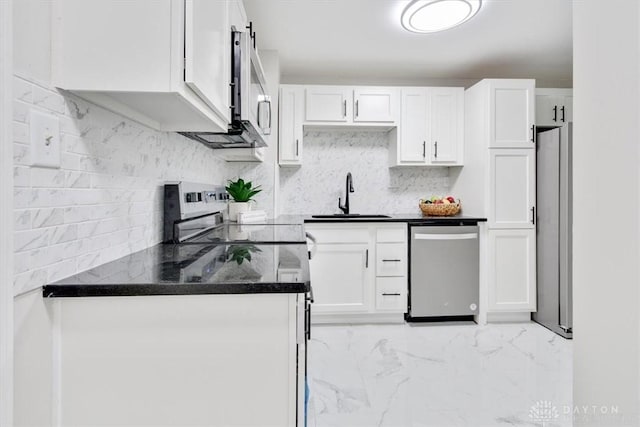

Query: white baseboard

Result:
[311,313,405,325]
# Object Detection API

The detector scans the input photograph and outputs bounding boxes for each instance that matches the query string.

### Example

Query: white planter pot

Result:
[228,202,250,222]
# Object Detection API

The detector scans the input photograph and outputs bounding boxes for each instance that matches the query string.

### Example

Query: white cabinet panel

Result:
[398,88,429,164]
[375,243,406,277]
[184,0,230,122]
[353,88,397,122]
[309,243,370,314]
[376,227,407,243]
[430,87,464,164]
[278,86,304,166]
[487,229,536,311]
[56,294,299,426]
[489,149,536,229]
[305,86,352,122]
[489,80,535,148]
[375,277,407,311]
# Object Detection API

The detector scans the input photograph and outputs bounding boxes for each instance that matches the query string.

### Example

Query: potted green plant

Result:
[225,178,262,221]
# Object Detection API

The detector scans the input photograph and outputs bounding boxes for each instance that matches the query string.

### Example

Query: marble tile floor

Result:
[307,322,572,427]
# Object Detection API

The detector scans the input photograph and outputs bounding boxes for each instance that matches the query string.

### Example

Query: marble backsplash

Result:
[279,130,450,215]
[12,75,230,295]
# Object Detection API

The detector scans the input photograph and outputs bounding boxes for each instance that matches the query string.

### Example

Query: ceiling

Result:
[243,0,573,87]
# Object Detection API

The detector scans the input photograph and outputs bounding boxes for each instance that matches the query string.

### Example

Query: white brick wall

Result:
[12,75,229,295]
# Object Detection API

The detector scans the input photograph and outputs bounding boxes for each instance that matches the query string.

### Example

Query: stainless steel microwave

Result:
[179,28,271,149]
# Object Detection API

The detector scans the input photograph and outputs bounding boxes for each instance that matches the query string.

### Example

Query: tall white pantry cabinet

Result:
[451,79,537,321]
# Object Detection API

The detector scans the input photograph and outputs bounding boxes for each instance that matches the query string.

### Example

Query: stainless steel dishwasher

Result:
[407,224,479,321]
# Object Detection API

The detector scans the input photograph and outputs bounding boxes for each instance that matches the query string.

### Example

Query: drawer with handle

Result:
[375,277,407,311]
[376,243,406,276]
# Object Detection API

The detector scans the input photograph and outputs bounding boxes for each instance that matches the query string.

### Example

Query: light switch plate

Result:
[30,110,61,168]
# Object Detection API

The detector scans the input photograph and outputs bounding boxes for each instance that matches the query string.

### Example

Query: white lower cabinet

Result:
[375,277,407,311]
[487,229,536,312]
[306,223,408,322]
[310,243,370,314]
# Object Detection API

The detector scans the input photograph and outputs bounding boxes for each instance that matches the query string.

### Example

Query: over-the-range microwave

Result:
[180,28,272,149]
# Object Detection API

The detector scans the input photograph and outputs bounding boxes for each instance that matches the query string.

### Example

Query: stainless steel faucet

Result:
[338,172,354,214]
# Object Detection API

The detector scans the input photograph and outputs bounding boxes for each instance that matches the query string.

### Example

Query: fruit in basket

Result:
[423,196,458,205]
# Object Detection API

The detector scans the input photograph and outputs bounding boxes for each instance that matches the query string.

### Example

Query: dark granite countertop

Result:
[272,214,487,225]
[44,242,311,298]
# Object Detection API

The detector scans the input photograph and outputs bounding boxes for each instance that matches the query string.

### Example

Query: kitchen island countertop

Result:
[43,242,310,298]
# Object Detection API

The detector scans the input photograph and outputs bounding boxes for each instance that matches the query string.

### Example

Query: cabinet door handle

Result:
[305,303,311,340]
[355,100,359,118]
[382,259,402,262]
[422,141,426,158]
[434,141,438,158]
[531,125,536,143]
[553,105,558,122]
[365,249,369,268]
[343,100,347,117]
[561,106,566,122]
[296,139,299,157]
[382,293,401,296]
[531,206,536,225]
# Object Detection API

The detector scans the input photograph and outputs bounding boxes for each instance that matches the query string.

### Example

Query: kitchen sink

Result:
[311,214,391,219]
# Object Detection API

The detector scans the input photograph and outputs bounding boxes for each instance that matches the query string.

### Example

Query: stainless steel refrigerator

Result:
[532,123,573,338]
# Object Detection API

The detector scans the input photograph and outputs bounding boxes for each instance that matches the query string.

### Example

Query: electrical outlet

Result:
[30,110,61,168]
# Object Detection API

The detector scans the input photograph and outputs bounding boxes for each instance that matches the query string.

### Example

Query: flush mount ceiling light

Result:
[401,0,482,34]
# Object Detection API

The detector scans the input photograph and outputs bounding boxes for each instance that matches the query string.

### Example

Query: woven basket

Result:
[419,200,461,216]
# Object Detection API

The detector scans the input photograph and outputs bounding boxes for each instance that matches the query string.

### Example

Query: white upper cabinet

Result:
[489,149,536,229]
[398,88,429,164]
[353,88,398,123]
[487,228,536,312]
[52,0,231,132]
[488,80,536,148]
[536,88,573,126]
[430,87,464,164]
[305,86,398,124]
[392,87,463,166]
[279,85,304,166]
[305,86,352,122]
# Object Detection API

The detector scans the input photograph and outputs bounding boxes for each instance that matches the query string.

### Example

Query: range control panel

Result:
[163,182,229,243]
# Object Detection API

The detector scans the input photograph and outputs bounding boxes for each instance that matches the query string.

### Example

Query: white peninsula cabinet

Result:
[305,222,408,323]
[48,294,306,427]
[52,0,232,132]
[390,87,464,166]
[450,79,536,322]
[536,88,573,126]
